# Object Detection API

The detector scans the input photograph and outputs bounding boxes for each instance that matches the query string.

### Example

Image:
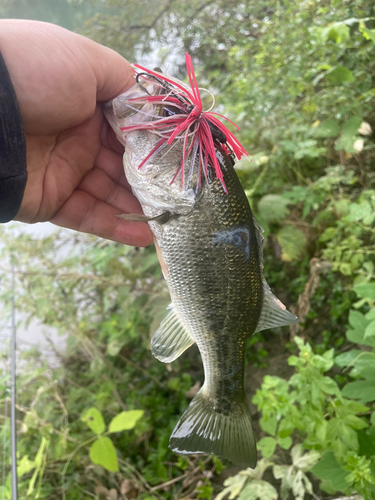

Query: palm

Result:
[0,20,152,246]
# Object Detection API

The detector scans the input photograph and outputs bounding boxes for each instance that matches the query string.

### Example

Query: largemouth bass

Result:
[105,55,298,467]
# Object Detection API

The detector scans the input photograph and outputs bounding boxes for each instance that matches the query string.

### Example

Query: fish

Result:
[105,55,298,467]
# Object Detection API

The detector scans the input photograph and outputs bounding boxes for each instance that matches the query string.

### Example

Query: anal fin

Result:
[151,304,195,363]
[255,278,299,332]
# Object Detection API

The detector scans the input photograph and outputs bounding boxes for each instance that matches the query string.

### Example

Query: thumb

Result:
[84,39,136,102]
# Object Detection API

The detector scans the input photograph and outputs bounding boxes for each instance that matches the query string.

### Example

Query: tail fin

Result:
[169,389,257,467]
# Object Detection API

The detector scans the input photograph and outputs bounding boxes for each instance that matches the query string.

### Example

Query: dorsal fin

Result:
[255,278,299,332]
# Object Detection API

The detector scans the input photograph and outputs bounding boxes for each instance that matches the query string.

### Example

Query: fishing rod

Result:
[10,258,18,499]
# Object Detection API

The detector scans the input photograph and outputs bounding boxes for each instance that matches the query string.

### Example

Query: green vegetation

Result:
[1,0,375,498]
[0,0,117,31]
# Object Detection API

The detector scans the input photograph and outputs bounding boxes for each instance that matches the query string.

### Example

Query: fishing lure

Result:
[120,53,249,193]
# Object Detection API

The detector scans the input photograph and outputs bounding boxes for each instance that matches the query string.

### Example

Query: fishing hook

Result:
[136,72,189,109]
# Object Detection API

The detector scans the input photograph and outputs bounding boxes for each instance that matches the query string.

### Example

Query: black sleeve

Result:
[0,50,27,223]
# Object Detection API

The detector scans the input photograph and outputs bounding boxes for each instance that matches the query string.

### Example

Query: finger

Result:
[84,39,136,102]
[78,165,140,214]
[101,114,125,155]
[50,190,153,247]
[94,145,131,190]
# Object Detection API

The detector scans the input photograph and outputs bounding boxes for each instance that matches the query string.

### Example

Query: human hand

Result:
[0,20,153,246]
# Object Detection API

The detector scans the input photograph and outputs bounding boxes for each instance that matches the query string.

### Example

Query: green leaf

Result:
[364,320,375,339]
[355,367,375,381]
[107,339,125,356]
[351,354,374,374]
[294,449,321,471]
[316,420,327,442]
[108,410,144,433]
[345,310,375,346]
[278,436,292,450]
[342,116,363,136]
[329,23,350,43]
[319,227,337,242]
[276,226,306,262]
[335,116,363,153]
[311,452,351,491]
[258,437,276,458]
[342,381,375,404]
[89,436,118,472]
[349,310,368,332]
[81,407,106,435]
[335,134,358,153]
[17,455,36,477]
[342,400,369,414]
[347,329,375,348]
[339,263,352,276]
[90,357,104,374]
[197,485,214,499]
[273,448,319,500]
[319,376,340,395]
[354,283,375,300]
[313,120,339,138]
[357,429,375,458]
[335,349,362,367]
[259,415,277,436]
[344,415,368,431]
[257,194,289,222]
[278,419,294,438]
[273,464,289,480]
[341,423,359,450]
[239,480,277,500]
[359,25,375,42]
[319,22,350,43]
[217,474,248,500]
[345,201,373,223]
[326,65,354,83]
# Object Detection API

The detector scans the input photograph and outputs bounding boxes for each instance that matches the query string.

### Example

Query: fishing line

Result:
[198,88,216,112]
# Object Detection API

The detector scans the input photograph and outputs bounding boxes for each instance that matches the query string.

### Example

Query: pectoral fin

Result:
[255,278,299,332]
[117,211,172,224]
[151,304,195,363]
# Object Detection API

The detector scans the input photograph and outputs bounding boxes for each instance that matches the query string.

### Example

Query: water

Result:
[0,0,117,31]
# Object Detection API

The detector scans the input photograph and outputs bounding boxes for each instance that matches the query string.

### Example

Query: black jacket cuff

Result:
[0,50,27,223]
